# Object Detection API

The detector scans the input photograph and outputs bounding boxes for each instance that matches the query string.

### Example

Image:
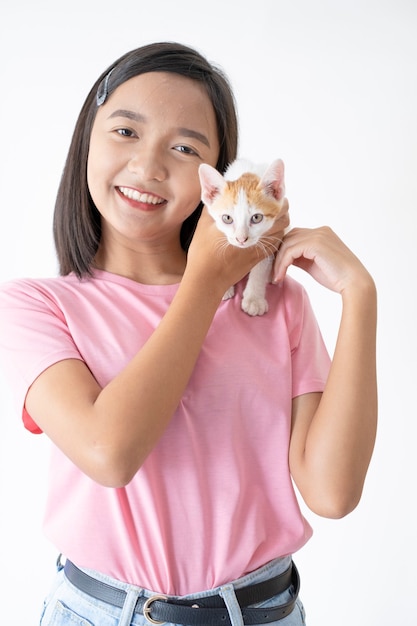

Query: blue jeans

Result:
[40,555,306,626]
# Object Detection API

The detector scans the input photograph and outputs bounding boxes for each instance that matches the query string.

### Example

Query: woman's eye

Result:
[175,145,197,156]
[116,128,136,138]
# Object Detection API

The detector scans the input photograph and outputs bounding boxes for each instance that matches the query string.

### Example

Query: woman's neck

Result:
[93,240,187,285]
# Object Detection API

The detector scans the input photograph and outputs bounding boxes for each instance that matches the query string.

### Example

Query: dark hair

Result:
[53,42,239,277]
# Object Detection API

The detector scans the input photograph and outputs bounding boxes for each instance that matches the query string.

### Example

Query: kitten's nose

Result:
[236,236,248,245]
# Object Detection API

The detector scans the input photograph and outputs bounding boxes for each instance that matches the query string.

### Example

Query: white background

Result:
[0,1,416,624]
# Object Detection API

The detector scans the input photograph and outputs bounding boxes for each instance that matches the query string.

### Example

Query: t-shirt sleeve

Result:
[285,279,331,398]
[0,279,84,433]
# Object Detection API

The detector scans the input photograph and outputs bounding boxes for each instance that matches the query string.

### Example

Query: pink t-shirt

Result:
[0,270,330,594]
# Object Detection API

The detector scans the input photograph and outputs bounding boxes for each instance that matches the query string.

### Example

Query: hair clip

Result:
[96,68,115,106]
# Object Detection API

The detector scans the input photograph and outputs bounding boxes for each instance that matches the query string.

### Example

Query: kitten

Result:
[198,158,287,316]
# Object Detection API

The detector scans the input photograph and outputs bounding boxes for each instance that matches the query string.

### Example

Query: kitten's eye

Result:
[222,215,233,224]
[251,214,264,224]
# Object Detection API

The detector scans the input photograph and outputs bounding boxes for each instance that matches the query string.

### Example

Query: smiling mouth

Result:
[118,186,166,205]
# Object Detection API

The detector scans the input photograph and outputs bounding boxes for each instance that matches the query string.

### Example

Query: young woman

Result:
[0,42,377,626]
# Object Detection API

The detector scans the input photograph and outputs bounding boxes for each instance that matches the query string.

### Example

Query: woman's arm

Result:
[25,210,288,487]
[275,227,377,518]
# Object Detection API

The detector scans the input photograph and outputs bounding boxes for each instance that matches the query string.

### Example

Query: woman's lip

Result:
[116,186,166,210]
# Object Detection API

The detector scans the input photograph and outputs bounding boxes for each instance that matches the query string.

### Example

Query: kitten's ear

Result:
[198,164,227,206]
[259,159,285,202]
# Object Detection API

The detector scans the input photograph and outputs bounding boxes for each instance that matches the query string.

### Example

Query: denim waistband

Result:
[62,554,293,600]
[60,555,298,626]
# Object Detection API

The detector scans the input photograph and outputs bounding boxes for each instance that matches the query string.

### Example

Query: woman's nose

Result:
[128,149,167,182]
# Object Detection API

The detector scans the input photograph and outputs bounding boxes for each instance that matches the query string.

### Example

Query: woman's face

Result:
[87,71,220,249]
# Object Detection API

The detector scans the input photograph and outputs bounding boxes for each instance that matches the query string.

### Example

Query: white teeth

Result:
[119,187,164,204]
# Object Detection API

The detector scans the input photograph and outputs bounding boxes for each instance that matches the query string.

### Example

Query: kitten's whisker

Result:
[254,244,270,260]
[263,234,284,247]
[266,239,284,253]
[214,238,230,260]
[258,237,280,257]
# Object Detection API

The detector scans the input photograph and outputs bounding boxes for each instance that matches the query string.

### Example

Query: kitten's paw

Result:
[222,286,235,300]
[241,297,269,316]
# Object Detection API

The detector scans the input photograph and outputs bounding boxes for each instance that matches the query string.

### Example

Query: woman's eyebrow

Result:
[108,109,211,148]
[108,109,145,122]
[176,127,210,148]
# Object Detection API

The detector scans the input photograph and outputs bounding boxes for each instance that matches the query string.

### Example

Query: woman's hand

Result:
[273,226,374,295]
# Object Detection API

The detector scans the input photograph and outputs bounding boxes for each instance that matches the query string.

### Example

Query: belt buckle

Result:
[143,594,168,625]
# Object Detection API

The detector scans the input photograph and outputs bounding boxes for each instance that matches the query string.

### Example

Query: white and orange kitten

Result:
[198,158,287,316]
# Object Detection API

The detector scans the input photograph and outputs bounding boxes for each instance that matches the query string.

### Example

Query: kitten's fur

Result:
[198,158,286,316]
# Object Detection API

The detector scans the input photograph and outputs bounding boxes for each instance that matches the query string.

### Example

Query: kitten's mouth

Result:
[118,186,166,205]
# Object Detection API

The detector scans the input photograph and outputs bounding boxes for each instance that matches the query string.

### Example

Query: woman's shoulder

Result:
[0,270,179,315]
[267,274,309,309]
[0,274,80,306]
[0,270,122,301]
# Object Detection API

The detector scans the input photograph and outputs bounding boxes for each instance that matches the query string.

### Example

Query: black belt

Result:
[64,559,299,625]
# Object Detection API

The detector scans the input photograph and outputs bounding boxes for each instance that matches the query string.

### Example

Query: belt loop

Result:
[118,585,143,626]
[56,553,64,572]
[219,584,244,626]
